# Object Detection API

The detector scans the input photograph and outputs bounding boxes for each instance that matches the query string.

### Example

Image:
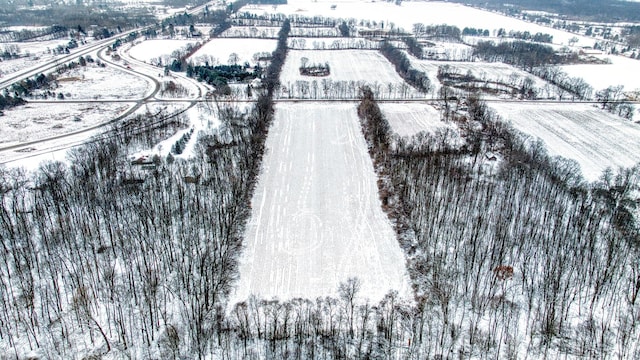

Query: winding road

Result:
[0,2,217,165]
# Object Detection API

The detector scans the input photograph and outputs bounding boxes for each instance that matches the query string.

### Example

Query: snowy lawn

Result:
[380,102,454,137]
[560,54,640,92]
[188,38,277,66]
[279,49,421,99]
[490,102,640,181]
[243,0,596,46]
[231,102,410,304]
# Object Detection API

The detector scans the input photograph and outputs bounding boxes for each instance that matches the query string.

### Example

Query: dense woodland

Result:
[380,41,431,94]
[358,88,640,359]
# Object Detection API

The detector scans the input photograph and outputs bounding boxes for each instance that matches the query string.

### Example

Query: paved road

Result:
[0,1,216,164]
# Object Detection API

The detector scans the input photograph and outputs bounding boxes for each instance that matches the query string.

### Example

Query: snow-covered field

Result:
[280,49,421,98]
[34,64,151,100]
[231,102,410,304]
[288,37,379,50]
[243,0,597,46]
[0,102,132,147]
[189,38,277,66]
[220,26,281,38]
[561,54,640,92]
[490,102,640,181]
[128,39,198,63]
[421,40,474,61]
[380,102,455,137]
[1,39,70,56]
[411,58,556,97]
[0,40,71,76]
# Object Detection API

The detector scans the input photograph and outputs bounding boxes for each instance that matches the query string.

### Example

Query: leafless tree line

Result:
[357,87,640,358]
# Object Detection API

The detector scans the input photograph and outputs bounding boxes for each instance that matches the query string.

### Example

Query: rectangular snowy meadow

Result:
[128,39,199,63]
[490,102,640,181]
[380,102,454,137]
[188,38,277,66]
[231,102,410,304]
[279,49,421,99]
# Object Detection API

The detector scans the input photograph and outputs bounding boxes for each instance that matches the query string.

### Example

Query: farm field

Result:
[490,102,640,181]
[220,26,281,38]
[34,65,151,100]
[0,39,77,76]
[410,58,556,98]
[0,102,132,147]
[231,102,410,304]
[128,39,198,64]
[288,37,378,50]
[279,49,421,99]
[379,102,455,137]
[560,54,640,92]
[188,38,277,66]
[243,0,597,46]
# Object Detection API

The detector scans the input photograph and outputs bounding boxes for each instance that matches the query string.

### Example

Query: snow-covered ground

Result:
[561,54,640,92]
[410,58,557,98]
[242,0,597,46]
[129,102,222,161]
[279,49,421,98]
[490,102,640,181]
[0,40,73,76]
[189,38,277,66]
[220,26,281,38]
[128,39,199,64]
[0,102,133,147]
[33,64,151,100]
[288,37,378,50]
[420,40,474,61]
[118,42,209,100]
[231,102,410,304]
[380,102,455,137]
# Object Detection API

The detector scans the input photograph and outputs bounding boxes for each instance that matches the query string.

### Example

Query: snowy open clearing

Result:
[33,64,151,100]
[0,40,70,76]
[243,0,596,46]
[220,26,281,38]
[410,58,556,98]
[280,49,421,99]
[379,102,454,137]
[490,102,640,181]
[560,54,640,92]
[128,39,199,63]
[231,102,410,304]
[0,102,133,147]
[288,37,378,50]
[188,38,277,66]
